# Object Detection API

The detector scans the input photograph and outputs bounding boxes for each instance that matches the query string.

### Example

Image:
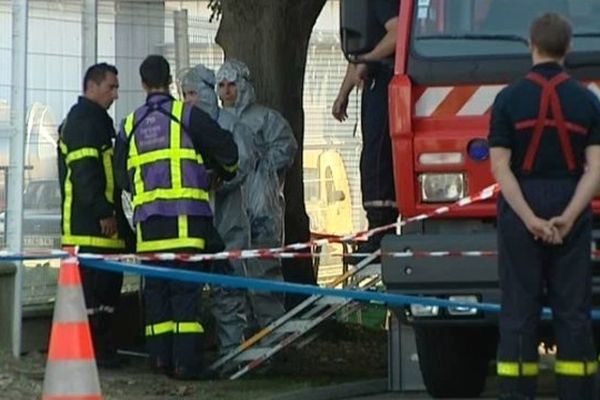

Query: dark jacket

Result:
[58,96,133,252]
[114,93,239,253]
[489,62,600,179]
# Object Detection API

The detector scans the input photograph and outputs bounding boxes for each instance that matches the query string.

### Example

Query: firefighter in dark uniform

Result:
[333,0,400,260]
[489,14,600,400]
[114,55,238,380]
[58,62,134,368]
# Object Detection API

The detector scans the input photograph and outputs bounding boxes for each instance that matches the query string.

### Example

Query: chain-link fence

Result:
[0,0,366,305]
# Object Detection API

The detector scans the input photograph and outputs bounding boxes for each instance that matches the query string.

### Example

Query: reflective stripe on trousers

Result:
[145,320,204,336]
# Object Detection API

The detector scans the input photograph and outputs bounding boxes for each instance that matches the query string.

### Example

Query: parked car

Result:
[0,179,61,249]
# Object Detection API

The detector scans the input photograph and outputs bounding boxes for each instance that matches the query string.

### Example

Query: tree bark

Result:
[216,0,327,306]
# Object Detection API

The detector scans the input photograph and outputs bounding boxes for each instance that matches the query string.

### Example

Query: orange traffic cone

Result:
[42,256,102,400]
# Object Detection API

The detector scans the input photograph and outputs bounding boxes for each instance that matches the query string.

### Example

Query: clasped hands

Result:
[525,214,574,245]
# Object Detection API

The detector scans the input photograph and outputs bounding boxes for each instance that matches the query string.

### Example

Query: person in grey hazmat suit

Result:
[216,59,298,330]
[180,64,254,356]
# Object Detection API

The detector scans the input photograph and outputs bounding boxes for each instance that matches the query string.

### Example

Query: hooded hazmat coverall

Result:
[181,64,257,354]
[216,60,298,328]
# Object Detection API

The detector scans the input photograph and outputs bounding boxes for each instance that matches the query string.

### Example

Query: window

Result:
[412,0,600,58]
[23,180,61,210]
[304,167,320,201]
[325,167,336,204]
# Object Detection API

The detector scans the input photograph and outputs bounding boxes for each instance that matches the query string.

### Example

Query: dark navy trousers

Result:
[497,178,595,399]
[360,66,396,208]
[144,260,204,375]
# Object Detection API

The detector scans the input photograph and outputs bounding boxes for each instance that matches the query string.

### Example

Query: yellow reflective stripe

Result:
[137,235,205,252]
[102,147,114,204]
[125,112,144,200]
[63,168,73,236]
[174,321,204,334]
[126,102,209,215]
[170,101,183,191]
[58,140,68,155]
[555,360,598,376]
[137,237,205,252]
[127,148,200,170]
[132,188,209,206]
[223,162,238,173]
[124,113,135,138]
[65,147,99,164]
[145,321,203,336]
[145,321,174,336]
[497,362,539,377]
[134,165,144,204]
[61,235,125,249]
[178,215,188,238]
[59,139,72,237]
[61,143,116,241]
[136,214,204,251]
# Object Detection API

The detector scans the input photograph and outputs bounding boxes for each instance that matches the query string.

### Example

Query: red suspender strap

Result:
[548,75,577,171]
[521,73,554,173]
[521,72,576,173]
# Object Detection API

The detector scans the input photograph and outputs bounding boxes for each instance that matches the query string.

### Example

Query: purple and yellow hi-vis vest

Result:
[122,97,212,251]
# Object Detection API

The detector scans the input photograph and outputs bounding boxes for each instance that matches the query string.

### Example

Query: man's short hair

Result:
[83,63,118,92]
[139,55,171,89]
[529,13,572,58]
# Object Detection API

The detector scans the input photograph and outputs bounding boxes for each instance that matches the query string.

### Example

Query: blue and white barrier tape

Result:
[80,256,600,320]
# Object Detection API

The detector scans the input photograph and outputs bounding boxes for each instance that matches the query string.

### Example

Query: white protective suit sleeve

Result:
[258,107,297,175]
[217,112,257,193]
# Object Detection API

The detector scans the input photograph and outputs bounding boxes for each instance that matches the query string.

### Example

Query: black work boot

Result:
[344,208,398,265]
[149,357,173,376]
[93,313,128,369]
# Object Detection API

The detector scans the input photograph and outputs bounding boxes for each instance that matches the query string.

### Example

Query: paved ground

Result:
[345,375,557,399]
[275,372,560,400]
[348,395,555,400]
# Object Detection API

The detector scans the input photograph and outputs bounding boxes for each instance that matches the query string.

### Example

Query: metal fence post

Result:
[387,312,425,392]
[8,0,29,359]
[0,262,16,351]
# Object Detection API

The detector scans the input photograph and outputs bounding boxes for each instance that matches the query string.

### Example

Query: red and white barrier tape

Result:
[82,183,500,262]
[0,249,69,260]
[0,183,500,262]
[11,248,600,262]
[80,250,500,262]
[280,183,499,250]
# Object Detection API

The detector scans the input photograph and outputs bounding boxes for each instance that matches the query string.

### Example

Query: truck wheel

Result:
[415,326,495,398]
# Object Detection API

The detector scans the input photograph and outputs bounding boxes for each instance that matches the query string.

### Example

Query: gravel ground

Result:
[0,322,388,399]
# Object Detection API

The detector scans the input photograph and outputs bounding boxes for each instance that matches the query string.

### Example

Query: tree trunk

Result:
[216,0,326,307]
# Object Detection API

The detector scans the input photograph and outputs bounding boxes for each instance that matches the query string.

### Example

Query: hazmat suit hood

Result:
[180,64,219,119]
[216,59,256,117]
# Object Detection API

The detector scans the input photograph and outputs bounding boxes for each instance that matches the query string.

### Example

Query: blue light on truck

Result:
[467,139,490,162]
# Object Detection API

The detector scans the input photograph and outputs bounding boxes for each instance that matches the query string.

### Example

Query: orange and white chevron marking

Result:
[415,81,600,118]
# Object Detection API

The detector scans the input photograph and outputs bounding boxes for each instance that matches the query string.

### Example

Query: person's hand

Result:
[549,215,575,242]
[524,215,560,244]
[100,215,117,237]
[332,96,349,122]
[353,63,369,82]
[211,175,223,190]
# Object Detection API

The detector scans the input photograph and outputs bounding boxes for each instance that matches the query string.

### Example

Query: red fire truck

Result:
[341,0,600,397]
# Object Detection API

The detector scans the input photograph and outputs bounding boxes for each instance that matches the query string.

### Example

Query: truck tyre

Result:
[414,326,495,398]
